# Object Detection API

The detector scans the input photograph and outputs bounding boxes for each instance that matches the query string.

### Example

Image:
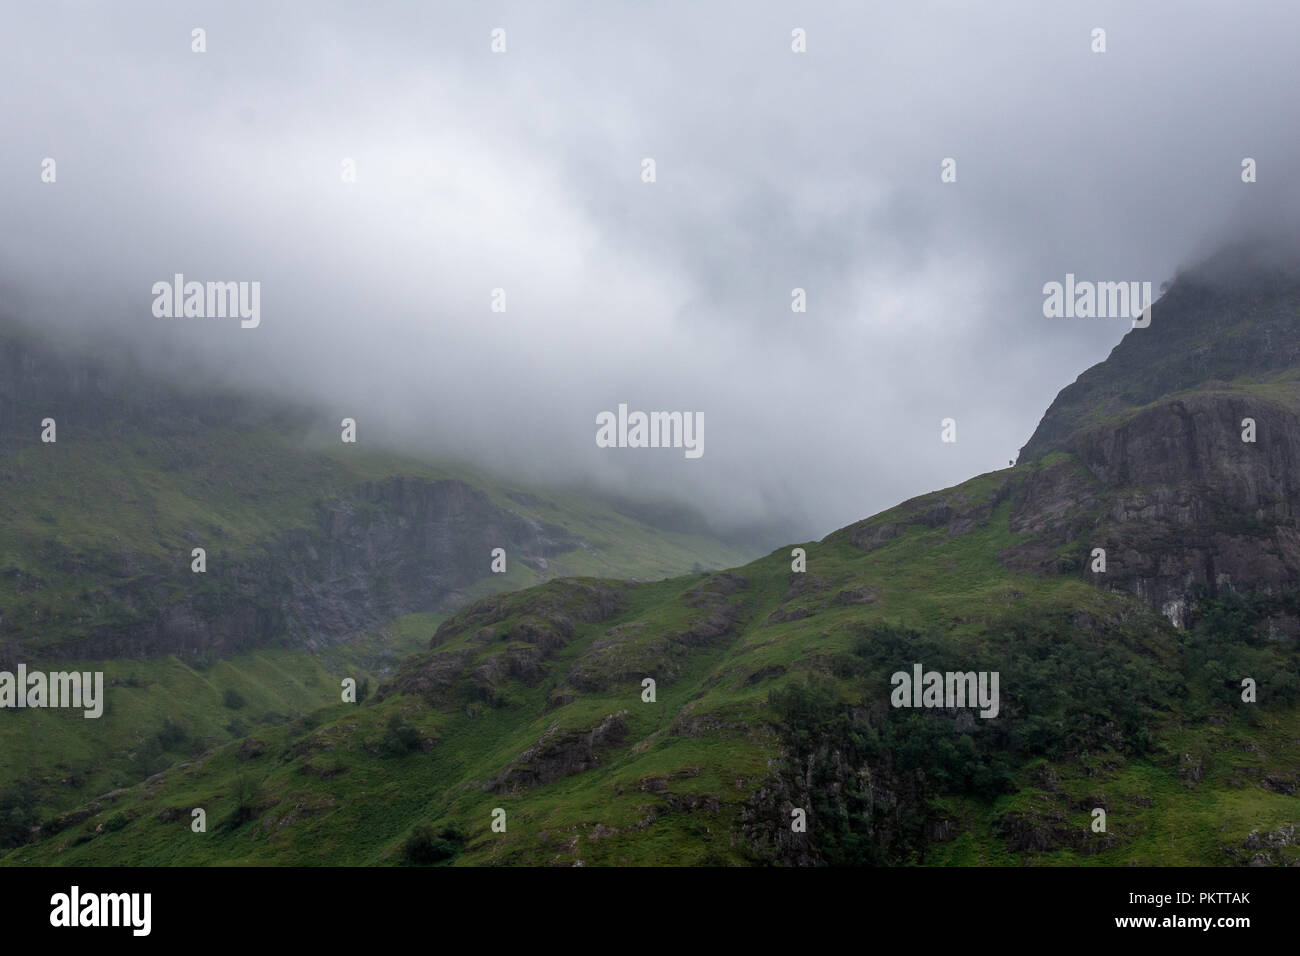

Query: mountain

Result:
[0,319,754,661]
[1015,239,1300,630]
[0,315,755,826]
[4,242,1298,866]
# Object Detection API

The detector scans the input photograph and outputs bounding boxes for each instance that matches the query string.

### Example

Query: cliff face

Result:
[27,476,577,661]
[1011,241,1300,627]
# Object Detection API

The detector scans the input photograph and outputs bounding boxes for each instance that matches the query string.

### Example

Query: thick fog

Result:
[2,1,1298,547]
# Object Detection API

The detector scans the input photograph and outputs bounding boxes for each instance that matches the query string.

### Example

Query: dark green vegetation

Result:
[2,241,1299,865]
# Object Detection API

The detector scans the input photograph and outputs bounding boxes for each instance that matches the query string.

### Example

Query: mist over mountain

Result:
[4,0,1300,546]
[1022,232,1300,463]
[7,233,1297,868]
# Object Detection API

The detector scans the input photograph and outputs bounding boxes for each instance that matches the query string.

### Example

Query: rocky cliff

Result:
[1011,241,1300,628]
[24,476,579,661]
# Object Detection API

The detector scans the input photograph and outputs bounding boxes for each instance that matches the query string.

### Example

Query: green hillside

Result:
[4,245,1299,866]
[0,318,754,827]
[0,429,753,822]
[7,457,1296,865]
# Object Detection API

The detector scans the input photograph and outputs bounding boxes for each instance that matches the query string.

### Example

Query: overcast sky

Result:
[3,1,1298,547]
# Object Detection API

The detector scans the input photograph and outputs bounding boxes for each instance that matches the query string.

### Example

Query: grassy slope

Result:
[0,426,752,820]
[12,460,1295,866]
[0,614,441,819]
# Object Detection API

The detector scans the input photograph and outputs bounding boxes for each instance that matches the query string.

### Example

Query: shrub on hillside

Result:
[0,787,37,849]
[380,713,421,757]
[403,823,462,864]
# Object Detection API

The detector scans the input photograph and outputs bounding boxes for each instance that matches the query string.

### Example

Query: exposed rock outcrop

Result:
[26,476,578,660]
[1007,244,1300,625]
[488,711,630,793]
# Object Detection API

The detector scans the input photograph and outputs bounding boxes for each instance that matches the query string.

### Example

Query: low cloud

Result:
[2,0,1297,546]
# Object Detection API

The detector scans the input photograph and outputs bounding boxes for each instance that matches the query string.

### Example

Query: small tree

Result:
[403,823,461,864]
[381,713,420,757]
